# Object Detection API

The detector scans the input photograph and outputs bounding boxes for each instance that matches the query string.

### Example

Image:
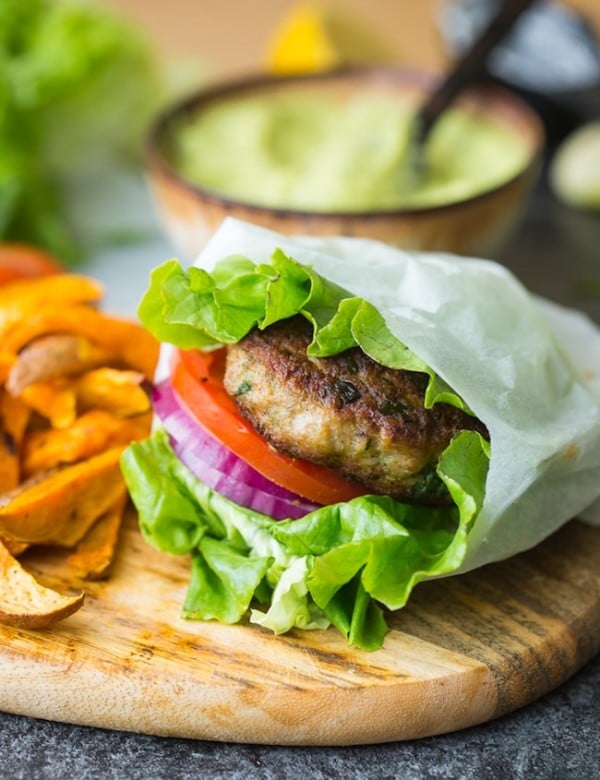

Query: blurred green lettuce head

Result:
[0,0,162,260]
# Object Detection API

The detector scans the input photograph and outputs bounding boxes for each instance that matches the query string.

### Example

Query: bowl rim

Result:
[145,65,546,220]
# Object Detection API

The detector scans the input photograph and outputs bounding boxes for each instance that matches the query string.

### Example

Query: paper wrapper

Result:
[161,217,600,575]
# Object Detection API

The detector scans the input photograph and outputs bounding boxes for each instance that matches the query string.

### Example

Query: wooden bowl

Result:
[146,68,544,261]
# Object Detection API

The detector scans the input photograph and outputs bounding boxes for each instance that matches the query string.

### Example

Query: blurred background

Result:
[105,0,600,148]
[105,1,600,79]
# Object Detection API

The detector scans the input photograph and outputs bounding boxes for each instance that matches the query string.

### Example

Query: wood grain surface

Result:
[0,510,598,746]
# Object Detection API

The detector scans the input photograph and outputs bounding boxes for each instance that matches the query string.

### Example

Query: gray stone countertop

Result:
[1,179,598,780]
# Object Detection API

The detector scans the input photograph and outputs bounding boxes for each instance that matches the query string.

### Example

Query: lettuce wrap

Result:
[122,218,600,650]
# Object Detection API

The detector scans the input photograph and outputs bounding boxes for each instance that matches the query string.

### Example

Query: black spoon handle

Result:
[415,0,538,145]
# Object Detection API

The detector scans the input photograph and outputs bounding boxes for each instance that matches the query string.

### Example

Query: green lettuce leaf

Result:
[121,427,488,650]
[139,249,470,410]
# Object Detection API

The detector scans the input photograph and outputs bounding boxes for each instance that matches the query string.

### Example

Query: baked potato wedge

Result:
[0,447,126,547]
[0,266,158,629]
[0,538,84,629]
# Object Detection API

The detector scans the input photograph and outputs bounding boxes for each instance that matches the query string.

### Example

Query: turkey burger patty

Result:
[224,316,488,505]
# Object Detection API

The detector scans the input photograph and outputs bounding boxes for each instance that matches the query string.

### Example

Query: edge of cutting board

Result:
[0,513,598,745]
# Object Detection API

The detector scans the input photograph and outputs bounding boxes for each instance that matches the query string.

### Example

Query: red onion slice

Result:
[152,379,321,520]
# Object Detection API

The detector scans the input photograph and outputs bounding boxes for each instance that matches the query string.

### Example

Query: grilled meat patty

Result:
[223,316,488,504]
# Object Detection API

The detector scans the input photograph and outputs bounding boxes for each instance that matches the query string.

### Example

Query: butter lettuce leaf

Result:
[121,428,488,650]
[139,249,468,410]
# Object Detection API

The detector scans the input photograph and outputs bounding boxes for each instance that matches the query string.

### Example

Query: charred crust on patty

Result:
[223,316,488,505]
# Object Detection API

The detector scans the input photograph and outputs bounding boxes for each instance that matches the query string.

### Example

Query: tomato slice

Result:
[172,348,367,506]
[0,243,64,286]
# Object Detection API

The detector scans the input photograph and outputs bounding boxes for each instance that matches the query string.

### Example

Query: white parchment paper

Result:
[173,217,600,574]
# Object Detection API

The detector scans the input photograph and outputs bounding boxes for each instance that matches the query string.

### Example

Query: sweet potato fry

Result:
[0,538,84,628]
[76,368,152,417]
[0,352,15,385]
[0,268,159,622]
[21,410,120,475]
[0,390,31,491]
[20,380,77,429]
[1,537,29,557]
[106,411,153,443]
[6,335,115,396]
[3,305,158,378]
[0,447,126,547]
[0,413,19,493]
[0,275,103,338]
[67,490,127,580]
[21,410,151,476]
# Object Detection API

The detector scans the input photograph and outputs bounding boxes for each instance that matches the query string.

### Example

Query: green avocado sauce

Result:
[173,92,529,212]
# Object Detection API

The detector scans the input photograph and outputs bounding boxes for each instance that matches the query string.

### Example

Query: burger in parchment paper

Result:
[122,219,600,650]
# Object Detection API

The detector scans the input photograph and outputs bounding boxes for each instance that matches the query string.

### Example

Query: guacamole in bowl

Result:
[174,90,531,213]
[146,68,543,259]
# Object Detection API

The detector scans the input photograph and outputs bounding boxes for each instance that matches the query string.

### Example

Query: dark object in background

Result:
[438,0,600,147]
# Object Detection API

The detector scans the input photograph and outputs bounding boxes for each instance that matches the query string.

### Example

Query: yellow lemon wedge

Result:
[265,2,395,75]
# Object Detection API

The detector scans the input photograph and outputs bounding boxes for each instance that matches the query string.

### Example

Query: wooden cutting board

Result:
[0,510,598,746]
